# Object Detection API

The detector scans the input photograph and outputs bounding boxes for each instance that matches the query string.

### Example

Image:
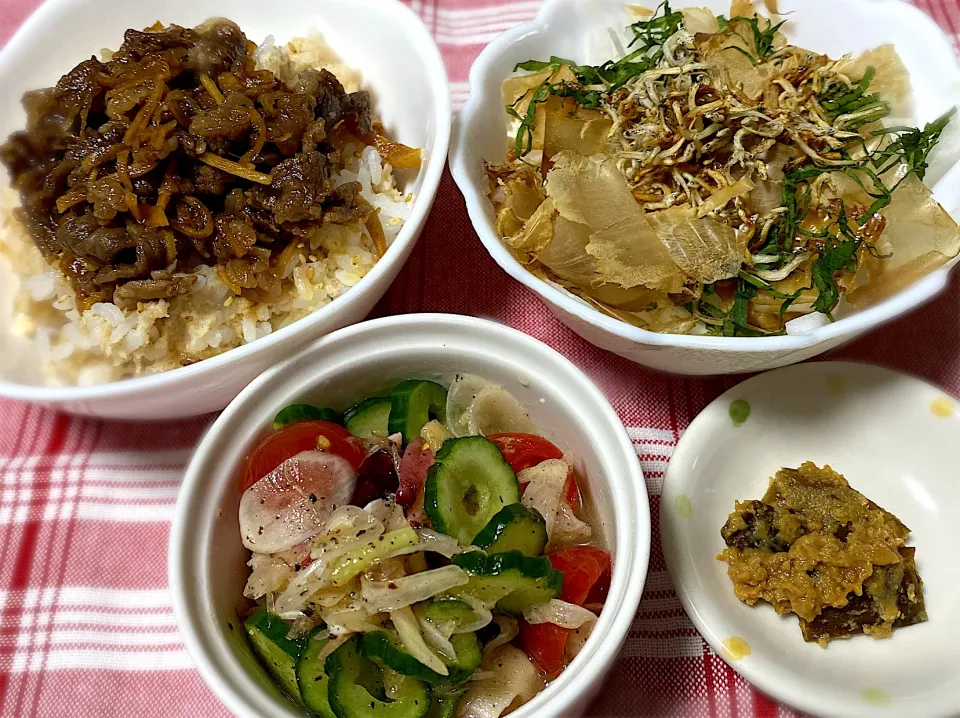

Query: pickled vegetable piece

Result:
[719,462,927,646]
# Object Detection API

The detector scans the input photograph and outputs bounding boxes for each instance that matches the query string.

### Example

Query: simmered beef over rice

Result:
[0,24,420,385]
[0,19,409,312]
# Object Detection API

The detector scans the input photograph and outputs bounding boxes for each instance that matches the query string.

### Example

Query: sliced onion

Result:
[565,617,597,662]
[364,499,410,532]
[239,451,357,553]
[274,562,353,619]
[277,514,387,617]
[456,645,545,718]
[362,566,469,613]
[482,616,519,660]
[391,606,449,676]
[519,459,567,540]
[384,529,461,560]
[551,500,592,550]
[310,505,385,559]
[416,609,458,662]
[523,600,597,629]
[243,553,293,600]
[322,606,382,636]
[467,386,538,436]
[519,459,591,550]
[446,374,494,437]
[416,529,463,557]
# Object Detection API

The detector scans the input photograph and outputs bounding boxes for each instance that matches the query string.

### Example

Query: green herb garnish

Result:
[507,1,685,156]
[818,66,890,128]
[724,15,787,64]
[868,107,957,181]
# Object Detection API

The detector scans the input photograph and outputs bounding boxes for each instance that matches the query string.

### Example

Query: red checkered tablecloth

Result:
[0,1,958,716]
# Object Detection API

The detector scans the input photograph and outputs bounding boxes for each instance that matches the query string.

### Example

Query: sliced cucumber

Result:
[344,397,392,438]
[425,688,466,718]
[452,550,564,615]
[244,609,307,707]
[424,437,520,545]
[473,504,547,557]
[274,404,342,429]
[327,635,430,718]
[388,380,448,443]
[362,631,481,685]
[421,597,476,627]
[296,629,337,718]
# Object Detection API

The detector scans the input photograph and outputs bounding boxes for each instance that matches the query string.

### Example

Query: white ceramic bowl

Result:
[449,0,960,376]
[169,313,650,718]
[0,0,451,419]
[661,361,960,717]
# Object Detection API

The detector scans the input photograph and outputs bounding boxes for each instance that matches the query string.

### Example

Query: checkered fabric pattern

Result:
[0,1,958,716]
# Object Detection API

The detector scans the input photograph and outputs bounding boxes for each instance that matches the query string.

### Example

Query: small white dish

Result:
[169,313,650,718]
[660,361,960,718]
[449,0,960,376]
[0,0,451,419]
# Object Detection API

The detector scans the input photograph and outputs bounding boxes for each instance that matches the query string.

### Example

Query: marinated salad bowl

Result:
[169,313,650,718]
[0,0,451,419]
[449,0,960,376]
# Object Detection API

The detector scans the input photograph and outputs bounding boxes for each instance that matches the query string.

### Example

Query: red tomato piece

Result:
[548,546,612,606]
[584,564,612,606]
[243,420,365,490]
[487,433,563,474]
[518,620,568,679]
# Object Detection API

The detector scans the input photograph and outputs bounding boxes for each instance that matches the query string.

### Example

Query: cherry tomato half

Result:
[548,546,612,606]
[243,420,365,490]
[518,620,568,679]
[488,433,563,474]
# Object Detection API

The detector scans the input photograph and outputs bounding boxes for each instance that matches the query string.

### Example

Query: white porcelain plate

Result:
[660,361,960,718]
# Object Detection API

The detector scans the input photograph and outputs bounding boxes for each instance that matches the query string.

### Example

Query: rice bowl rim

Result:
[448,0,960,354]
[0,0,452,400]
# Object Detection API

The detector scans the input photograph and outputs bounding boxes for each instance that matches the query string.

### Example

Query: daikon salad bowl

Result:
[169,313,650,718]
[449,0,960,375]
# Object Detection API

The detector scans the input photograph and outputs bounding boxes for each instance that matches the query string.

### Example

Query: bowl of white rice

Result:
[0,0,450,419]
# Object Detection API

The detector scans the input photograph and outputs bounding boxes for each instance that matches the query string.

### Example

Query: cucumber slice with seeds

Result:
[362,631,481,685]
[344,396,392,438]
[243,609,307,707]
[421,597,476,627]
[327,635,429,718]
[389,380,448,443]
[451,550,563,615]
[425,689,466,718]
[424,436,519,545]
[296,629,336,718]
[473,504,547,557]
